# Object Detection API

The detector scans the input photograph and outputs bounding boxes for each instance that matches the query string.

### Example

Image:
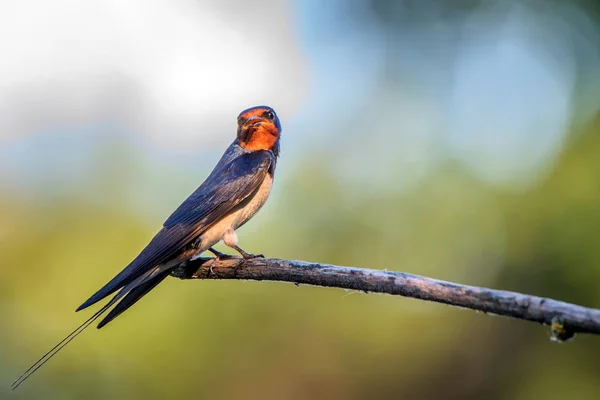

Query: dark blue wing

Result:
[96,267,173,328]
[77,148,273,311]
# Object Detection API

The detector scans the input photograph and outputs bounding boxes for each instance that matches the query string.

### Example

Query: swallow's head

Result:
[237,106,281,154]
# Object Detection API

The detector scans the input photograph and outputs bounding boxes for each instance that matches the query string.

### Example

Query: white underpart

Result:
[223,228,238,247]
[115,172,273,297]
[194,173,273,255]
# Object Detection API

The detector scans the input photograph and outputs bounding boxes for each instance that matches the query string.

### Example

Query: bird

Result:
[12,105,282,390]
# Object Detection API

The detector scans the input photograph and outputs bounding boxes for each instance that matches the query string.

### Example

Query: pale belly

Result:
[194,174,273,254]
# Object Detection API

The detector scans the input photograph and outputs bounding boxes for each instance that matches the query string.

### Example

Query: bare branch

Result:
[171,257,600,341]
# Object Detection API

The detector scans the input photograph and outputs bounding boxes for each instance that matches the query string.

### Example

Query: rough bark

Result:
[171,257,600,341]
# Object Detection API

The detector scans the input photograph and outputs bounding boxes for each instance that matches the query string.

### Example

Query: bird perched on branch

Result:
[12,105,282,389]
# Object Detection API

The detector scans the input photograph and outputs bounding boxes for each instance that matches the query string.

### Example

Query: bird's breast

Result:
[195,174,274,252]
[236,173,273,226]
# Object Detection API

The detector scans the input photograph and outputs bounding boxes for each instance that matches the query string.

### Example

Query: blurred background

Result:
[1,0,600,399]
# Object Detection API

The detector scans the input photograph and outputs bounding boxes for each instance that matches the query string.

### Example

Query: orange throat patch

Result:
[241,125,279,151]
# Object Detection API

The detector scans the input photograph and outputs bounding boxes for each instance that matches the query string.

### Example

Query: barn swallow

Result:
[12,105,282,389]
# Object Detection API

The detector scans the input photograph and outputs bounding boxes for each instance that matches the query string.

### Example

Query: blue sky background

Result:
[1,0,599,216]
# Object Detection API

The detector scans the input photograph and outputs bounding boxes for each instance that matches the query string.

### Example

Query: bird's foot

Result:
[206,258,217,278]
[232,245,264,260]
[206,247,238,277]
[208,247,235,260]
[243,253,264,260]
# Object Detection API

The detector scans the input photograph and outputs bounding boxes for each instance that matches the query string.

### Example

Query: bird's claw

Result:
[243,253,264,260]
[206,263,214,278]
[206,258,219,278]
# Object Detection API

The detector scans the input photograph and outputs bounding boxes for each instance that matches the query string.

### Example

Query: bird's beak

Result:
[244,116,264,128]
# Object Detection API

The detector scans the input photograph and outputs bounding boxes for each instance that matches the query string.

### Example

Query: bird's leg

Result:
[208,247,234,260]
[223,228,263,262]
[231,245,264,260]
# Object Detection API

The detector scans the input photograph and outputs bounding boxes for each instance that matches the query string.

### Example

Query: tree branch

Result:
[171,257,600,341]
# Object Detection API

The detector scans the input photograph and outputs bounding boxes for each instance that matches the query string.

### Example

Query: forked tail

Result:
[10,303,111,390]
[11,265,172,390]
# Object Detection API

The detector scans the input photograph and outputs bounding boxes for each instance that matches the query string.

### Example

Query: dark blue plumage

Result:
[77,144,274,313]
[12,105,282,390]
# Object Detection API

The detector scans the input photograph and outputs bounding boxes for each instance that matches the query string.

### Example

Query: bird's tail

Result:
[96,267,171,328]
[10,302,111,390]
[11,265,172,390]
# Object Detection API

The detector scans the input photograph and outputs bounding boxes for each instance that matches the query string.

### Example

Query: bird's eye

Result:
[263,110,275,120]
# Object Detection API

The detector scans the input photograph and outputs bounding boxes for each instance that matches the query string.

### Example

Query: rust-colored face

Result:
[237,106,281,151]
